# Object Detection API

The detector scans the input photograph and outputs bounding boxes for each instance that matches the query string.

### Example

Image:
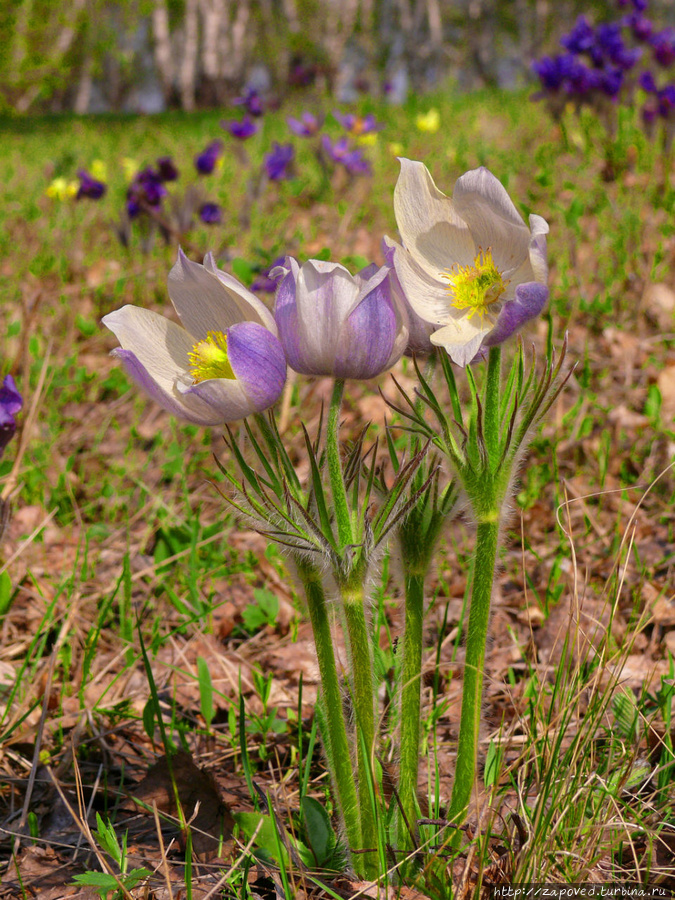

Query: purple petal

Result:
[226,321,287,411]
[0,375,23,416]
[483,282,549,347]
[334,276,398,379]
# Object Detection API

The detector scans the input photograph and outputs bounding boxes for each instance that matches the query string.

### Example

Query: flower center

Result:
[441,249,508,322]
[188,331,236,383]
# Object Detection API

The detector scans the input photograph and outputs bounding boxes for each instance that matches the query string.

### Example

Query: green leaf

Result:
[301,796,336,865]
[197,656,215,730]
[0,570,14,616]
[231,257,255,284]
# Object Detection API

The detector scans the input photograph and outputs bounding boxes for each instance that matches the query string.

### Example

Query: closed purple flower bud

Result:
[199,202,223,224]
[287,112,321,137]
[222,115,259,140]
[651,28,675,68]
[264,143,294,181]
[0,375,22,457]
[76,169,106,200]
[157,156,179,181]
[195,140,223,175]
[273,257,409,379]
[561,16,596,55]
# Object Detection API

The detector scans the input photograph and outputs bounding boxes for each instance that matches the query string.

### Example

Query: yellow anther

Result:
[188,331,236,383]
[441,248,508,323]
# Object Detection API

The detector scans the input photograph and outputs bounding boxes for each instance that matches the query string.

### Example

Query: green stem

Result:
[342,584,378,879]
[483,345,502,462]
[326,378,352,550]
[447,516,500,824]
[396,571,425,858]
[296,560,362,865]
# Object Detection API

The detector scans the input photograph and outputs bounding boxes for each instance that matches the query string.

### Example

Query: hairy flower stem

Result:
[327,378,353,549]
[295,559,362,866]
[396,571,425,858]
[342,584,378,879]
[447,517,499,823]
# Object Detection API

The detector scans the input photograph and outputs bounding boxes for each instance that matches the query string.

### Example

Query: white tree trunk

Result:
[180,0,199,110]
[152,0,174,99]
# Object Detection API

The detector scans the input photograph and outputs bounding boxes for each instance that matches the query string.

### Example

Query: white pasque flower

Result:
[388,159,549,367]
[103,249,286,425]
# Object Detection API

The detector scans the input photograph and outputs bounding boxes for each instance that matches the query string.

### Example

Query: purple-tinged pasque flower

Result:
[126,166,167,218]
[286,112,321,137]
[233,87,264,117]
[222,115,259,140]
[388,159,549,368]
[103,249,286,425]
[0,375,22,457]
[272,258,408,379]
[382,237,434,356]
[157,156,179,181]
[195,140,223,175]
[332,111,382,136]
[264,143,294,181]
[251,256,286,293]
[561,15,596,55]
[625,12,653,42]
[199,202,223,225]
[321,136,372,175]
[76,169,106,200]
[651,28,675,68]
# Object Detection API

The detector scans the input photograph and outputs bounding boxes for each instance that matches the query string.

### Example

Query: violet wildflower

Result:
[76,169,106,200]
[332,111,382,136]
[264,143,294,181]
[233,87,264,117]
[321,136,372,175]
[195,140,223,175]
[157,156,179,181]
[272,257,408,379]
[0,375,22,457]
[222,115,259,140]
[651,28,675,68]
[199,202,223,225]
[388,159,549,368]
[287,112,321,137]
[126,167,166,218]
[251,257,286,293]
[103,250,286,425]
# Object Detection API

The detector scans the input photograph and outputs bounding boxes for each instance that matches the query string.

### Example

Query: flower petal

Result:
[452,168,531,273]
[394,158,476,274]
[335,276,398,379]
[168,248,275,339]
[483,282,549,348]
[103,305,225,424]
[390,241,454,324]
[227,321,287,411]
[430,317,491,368]
[202,252,278,334]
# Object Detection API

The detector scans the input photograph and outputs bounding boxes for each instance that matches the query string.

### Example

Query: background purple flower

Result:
[126,167,167,217]
[332,111,382,135]
[0,375,22,457]
[264,143,294,181]
[233,87,264,117]
[287,112,321,137]
[76,169,106,200]
[251,256,286,293]
[157,157,179,181]
[199,202,223,224]
[195,140,223,175]
[222,116,258,140]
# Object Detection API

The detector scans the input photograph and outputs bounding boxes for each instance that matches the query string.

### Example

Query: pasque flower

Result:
[195,140,223,175]
[388,159,549,367]
[103,250,286,424]
[222,115,259,140]
[273,258,408,379]
[76,169,106,200]
[264,143,294,181]
[0,375,23,457]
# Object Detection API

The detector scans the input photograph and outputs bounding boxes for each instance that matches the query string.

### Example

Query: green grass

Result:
[0,87,674,896]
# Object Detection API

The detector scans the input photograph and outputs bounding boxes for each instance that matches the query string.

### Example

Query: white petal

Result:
[103,305,223,424]
[176,376,255,422]
[392,244,454,324]
[452,167,530,273]
[168,249,275,340]
[394,158,476,275]
[202,252,278,334]
[296,260,360,366]
[430,317,491,368]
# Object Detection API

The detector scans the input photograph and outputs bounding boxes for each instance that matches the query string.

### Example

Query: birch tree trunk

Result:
[152,0,174,102]
[179,0,199,110]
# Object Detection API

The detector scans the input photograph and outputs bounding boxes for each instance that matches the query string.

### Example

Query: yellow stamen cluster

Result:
[441,249,508,322]
[188,331,236,383]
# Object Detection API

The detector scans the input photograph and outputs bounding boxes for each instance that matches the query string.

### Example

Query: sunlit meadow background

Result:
[2,3,675,897]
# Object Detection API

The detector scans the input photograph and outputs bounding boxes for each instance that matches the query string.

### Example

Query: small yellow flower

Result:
[415,109,440,133]
[122,158,139,182]
[388,142,404,156]
[46,177,78,201]
[90,159,107,181]
[356,132,378,147]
